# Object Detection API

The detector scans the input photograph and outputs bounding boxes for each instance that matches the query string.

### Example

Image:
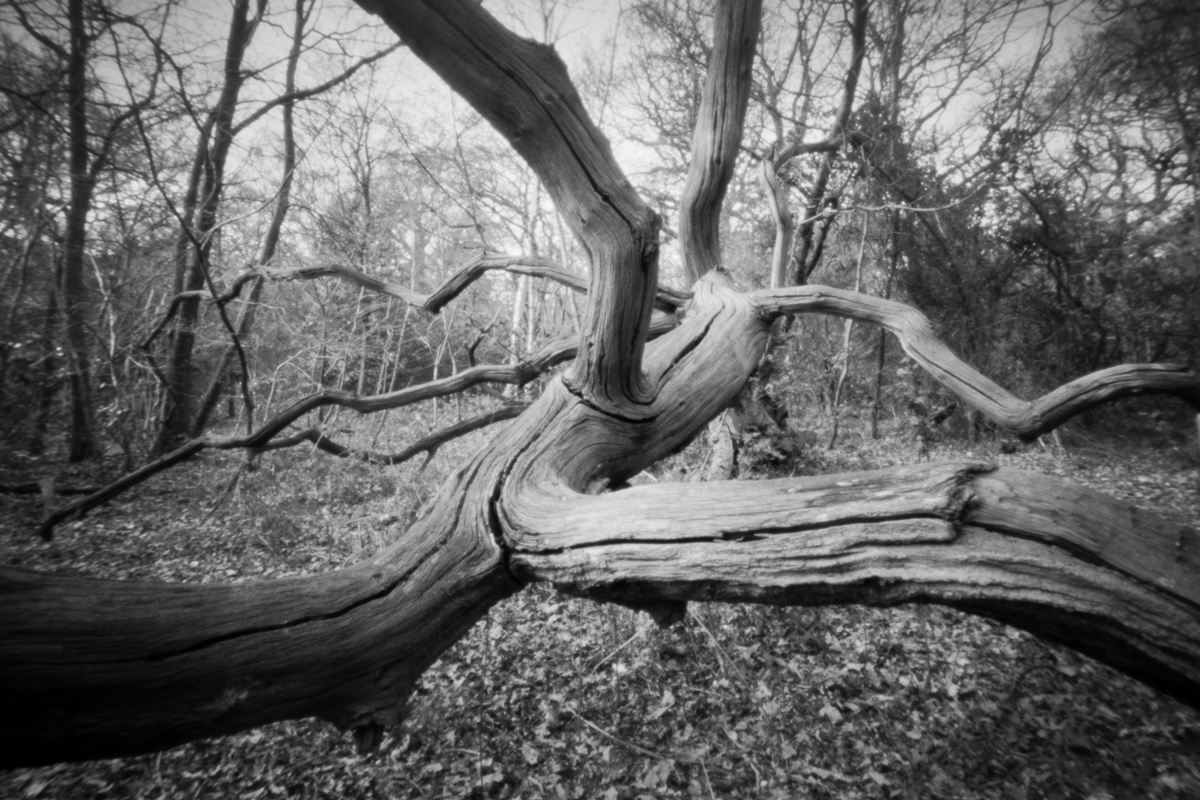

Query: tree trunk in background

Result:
[190,277,263,436]
[29,273,61,457]
[61,0,99,461]
[790,0,868,285]
[191,0,305,437]
[156,0,260,453]
[871,210,901,438]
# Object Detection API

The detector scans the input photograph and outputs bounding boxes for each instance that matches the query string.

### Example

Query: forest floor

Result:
[2,408,1200,800]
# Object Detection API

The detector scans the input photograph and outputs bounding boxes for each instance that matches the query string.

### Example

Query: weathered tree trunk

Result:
[5,0,1200,777]
[2,460,518,765]
[6,275,1200,767]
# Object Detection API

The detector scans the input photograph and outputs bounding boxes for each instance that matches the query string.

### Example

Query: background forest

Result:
[2,0,1197,467]
[2,0,1199,797]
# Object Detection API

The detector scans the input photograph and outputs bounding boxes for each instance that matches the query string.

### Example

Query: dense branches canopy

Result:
[1,0,1199,790]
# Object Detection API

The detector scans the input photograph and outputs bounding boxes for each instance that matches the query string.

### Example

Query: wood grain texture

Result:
[3,461,517,766]
[508,463,1200,709]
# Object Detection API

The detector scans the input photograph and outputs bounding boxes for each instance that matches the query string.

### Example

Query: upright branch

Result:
[678,0,764,284]
[365,0,660,408]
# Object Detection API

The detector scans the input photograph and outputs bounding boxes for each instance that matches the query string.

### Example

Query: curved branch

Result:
[753,285,1200,438]
[7,266,1200,769]
[257,254,575,311]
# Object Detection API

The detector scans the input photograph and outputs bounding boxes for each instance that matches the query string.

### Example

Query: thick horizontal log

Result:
[508,461,1200,709]
[754,285,1200,438]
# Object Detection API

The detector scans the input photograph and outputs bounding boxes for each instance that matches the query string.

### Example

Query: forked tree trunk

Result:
[192,0,306,437]
[3,0,1200,773]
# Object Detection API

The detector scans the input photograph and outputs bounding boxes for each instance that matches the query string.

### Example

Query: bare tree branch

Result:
[266,402,528,465]
[151,253,689,329]
[41,315,681,537]
[754,285,1200,437]
[230,42,404,136]
[791,0,869,284]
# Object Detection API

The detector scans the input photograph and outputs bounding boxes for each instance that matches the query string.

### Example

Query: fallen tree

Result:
[3,0,1200,775]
